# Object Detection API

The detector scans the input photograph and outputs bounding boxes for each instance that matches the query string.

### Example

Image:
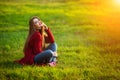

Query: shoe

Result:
[48,62,56,67]
[53,52,58,57]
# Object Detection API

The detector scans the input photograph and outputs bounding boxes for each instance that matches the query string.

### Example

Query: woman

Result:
[15,16,58,66]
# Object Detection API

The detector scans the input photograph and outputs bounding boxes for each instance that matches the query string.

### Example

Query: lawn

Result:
[0,0,120,80]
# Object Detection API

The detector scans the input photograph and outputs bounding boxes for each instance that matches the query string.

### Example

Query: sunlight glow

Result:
[115,0,120,3]
[114,0,120,6]
[107,0,120,11]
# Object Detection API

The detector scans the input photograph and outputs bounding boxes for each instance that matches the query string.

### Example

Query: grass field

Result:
[0,0,120,80]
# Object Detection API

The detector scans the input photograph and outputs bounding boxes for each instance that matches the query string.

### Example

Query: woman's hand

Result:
[42,22,48,30]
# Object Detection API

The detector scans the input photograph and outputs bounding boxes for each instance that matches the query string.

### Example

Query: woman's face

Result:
[33,18,43,30]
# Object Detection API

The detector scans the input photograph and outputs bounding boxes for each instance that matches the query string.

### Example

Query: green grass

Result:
[0,0,120,80]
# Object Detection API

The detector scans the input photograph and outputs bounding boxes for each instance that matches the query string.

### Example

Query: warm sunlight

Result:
[112,0,120,11]
[112,0,120,7]
[115,0,120,4]
[102,0,120,11]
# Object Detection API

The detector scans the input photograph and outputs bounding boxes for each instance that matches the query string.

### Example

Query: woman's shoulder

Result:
[34,31,41,37]
[31,32,41,40]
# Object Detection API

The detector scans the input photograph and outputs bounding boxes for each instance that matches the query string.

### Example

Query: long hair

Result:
[23,16,45,53]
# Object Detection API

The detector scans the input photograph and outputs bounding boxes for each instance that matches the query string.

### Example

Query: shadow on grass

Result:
[0,60,23,69]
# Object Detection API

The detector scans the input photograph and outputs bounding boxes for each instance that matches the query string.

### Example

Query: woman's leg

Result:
[45,42,58,62]
[34,50,53,64]
[45,42,57,52]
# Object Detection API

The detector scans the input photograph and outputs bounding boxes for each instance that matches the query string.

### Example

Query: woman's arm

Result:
[45,28,55,43]
[41,23,55,43]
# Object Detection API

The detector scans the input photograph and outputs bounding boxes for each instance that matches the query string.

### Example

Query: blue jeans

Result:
[34,43,57,64]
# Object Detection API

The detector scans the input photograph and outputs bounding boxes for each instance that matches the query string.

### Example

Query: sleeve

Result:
[33,34,42,55]
[45,28,55,43]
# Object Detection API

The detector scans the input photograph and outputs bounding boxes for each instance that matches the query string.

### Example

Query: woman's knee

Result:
[45,42,57,52]
[46,49,54,56]
[54,42,57,48]
[52,42,57,51]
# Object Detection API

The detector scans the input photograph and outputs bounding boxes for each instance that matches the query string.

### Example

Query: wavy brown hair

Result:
[23,16,45,53]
